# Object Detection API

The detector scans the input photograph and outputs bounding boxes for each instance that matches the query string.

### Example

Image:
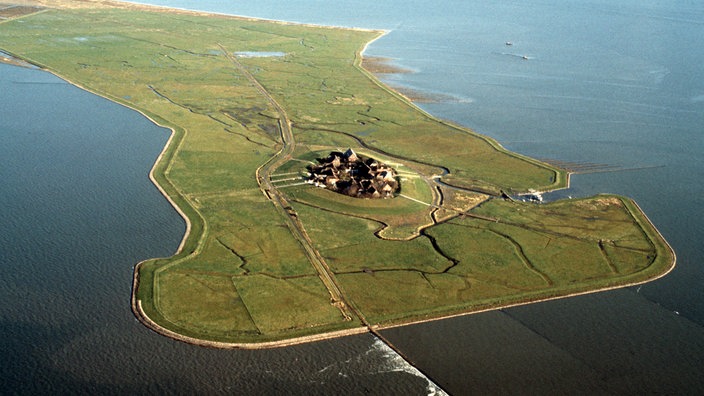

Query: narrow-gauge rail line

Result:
[219,44,362,323]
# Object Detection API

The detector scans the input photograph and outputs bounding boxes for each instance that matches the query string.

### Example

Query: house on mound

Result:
[306,149,399,199]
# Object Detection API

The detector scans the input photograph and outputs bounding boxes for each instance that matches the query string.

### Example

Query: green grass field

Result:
[0,2,674,346]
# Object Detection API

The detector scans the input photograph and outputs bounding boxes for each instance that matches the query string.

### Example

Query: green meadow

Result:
[0,3,674,346]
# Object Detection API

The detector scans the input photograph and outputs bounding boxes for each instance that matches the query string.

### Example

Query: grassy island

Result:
[0,1,675,347]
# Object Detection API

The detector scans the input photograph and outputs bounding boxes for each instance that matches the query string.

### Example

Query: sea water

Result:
[0,54,439,396]
[2,0,703,393]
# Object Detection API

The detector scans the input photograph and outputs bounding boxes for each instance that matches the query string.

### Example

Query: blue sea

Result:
[1,0,703,393]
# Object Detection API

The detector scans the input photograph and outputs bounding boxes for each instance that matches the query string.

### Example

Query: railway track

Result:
[220,44,363,323]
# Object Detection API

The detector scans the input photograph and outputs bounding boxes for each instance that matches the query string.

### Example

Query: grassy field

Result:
[0,1,674,346]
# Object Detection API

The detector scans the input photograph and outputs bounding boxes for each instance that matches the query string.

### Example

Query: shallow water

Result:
[234,51,286,58]
[3,0,703,393]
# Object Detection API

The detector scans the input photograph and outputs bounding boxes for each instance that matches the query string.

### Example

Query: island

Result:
[0,0,675,348]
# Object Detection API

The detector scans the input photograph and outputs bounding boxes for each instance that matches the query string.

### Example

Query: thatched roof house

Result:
[307,149,399,198]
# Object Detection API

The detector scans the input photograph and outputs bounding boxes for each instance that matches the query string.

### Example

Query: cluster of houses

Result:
[306,149,399,199]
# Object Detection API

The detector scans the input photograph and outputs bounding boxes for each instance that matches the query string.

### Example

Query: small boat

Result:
[527,193,543,202]
[505,41,513,46]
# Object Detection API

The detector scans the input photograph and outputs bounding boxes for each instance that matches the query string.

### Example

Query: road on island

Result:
[219,44,364,324]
